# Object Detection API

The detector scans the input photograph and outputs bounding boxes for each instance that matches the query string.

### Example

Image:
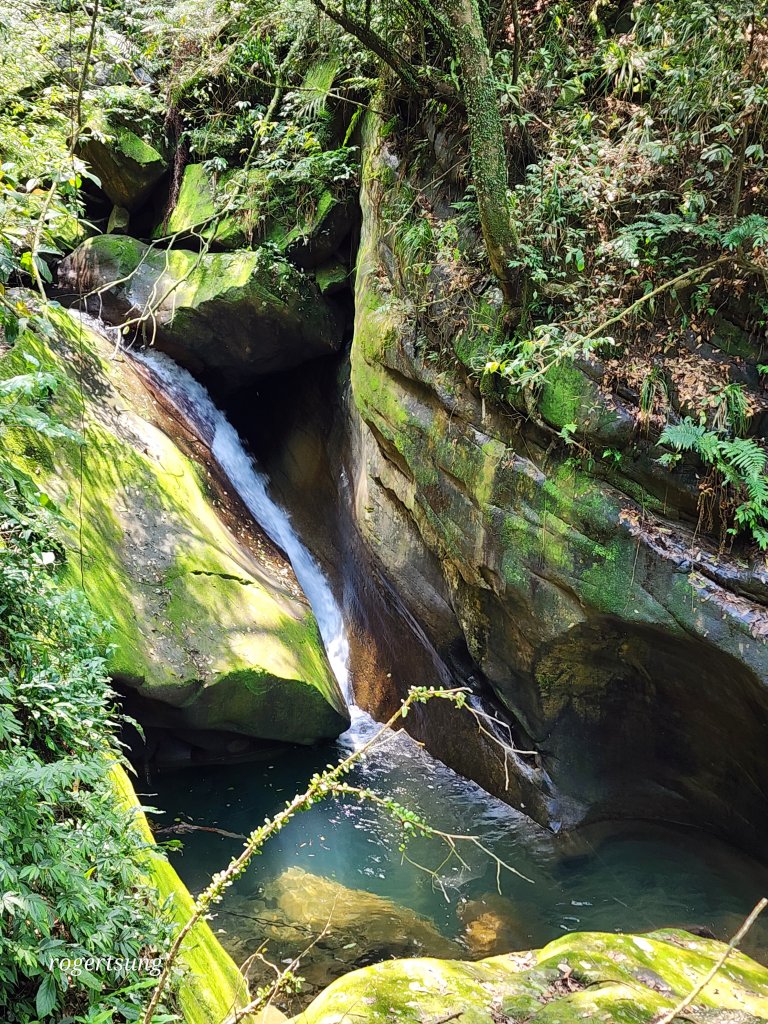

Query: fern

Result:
[295,57,340,122]
[726,436,767,478]
[640,367,669,418]
[659,418,706,452]
[659,419,768,549]
[722,214,768,251]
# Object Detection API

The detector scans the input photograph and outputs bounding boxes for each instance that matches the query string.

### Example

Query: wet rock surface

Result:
[343,121,768,855]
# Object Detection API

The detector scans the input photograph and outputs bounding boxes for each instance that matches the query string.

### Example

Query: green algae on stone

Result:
[0,303,349,743]
[295,929,768,1024]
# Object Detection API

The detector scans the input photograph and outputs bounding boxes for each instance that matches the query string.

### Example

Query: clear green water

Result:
[146,710,768,970]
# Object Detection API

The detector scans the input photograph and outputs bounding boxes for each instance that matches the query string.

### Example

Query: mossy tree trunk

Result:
[436,0,519,304]
[309,0,521,304]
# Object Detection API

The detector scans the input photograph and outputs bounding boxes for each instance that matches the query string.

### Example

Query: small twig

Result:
[425,1013,463,1024]
[156,821,247,840]
[654,897,768,1024]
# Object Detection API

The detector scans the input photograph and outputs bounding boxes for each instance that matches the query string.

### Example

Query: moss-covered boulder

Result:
[58,235,343,390]
[1,301,349,746]
[78,89,169,211]
[296,929,768,1024]
[79,124,167,212]
[154,163,353,268]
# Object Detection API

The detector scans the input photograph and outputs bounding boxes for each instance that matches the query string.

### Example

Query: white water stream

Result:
[132,349,353,699]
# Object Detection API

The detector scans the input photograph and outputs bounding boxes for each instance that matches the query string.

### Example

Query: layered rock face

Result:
[346,124,768,853]
[1,302,349,752]
[57,236,343,392]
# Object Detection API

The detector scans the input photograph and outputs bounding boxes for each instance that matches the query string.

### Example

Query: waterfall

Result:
[130,349,352,704]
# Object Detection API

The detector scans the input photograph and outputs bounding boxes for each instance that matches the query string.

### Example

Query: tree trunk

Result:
[438,0,519,304]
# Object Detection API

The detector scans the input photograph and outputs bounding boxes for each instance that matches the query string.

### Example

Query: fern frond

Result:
[724,437,767,478]
[295,57,340,121]
[722,214,768,251]
[659,418,706,452]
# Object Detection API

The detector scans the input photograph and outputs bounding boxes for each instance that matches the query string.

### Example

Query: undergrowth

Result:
[0,305,173,1023]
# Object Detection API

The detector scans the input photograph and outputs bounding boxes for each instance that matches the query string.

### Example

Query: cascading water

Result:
[131,348,353,706]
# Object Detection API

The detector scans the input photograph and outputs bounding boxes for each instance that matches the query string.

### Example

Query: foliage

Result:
[659,419,768,548]
[0,315,172,1023]
[483,0,768,355]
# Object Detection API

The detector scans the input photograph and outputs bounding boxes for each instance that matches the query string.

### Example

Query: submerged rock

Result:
[0,302,349,745]
[458,894,530,957]
[220,867,462,1013]
[57,235,342,391]
[296,929,768,1024]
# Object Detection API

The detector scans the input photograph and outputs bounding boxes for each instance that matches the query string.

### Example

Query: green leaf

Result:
[35,974,56,1018]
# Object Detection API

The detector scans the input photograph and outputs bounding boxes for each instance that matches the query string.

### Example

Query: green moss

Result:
[314,260,348,295]
[539,361,597,430]
[115,127,164,166]
[296,930,768,1024]
[0,303,348,743]
[158,164,344,255]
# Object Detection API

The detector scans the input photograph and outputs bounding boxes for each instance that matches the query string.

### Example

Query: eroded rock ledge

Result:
[346,119,768,854]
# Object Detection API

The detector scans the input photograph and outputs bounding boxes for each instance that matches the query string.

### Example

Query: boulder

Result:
[57,235,343,391]
[0,301,349,745]
[78,89,168,211]
[79,126,167,211]
[296,929,768,1024]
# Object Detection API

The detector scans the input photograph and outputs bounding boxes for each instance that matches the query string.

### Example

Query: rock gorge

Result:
[4,1,768,1021]
[56,112,768,858]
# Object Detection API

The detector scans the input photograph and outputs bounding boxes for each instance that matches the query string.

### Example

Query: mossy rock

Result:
[110,763,288,1024]
[154,163,353,267]
[1,302,349,744]
[153,163,259,249]
[346,114,768,849]
[538,359,630,446]
[79,125,168,212]
[295,929,768,1024]
[58,235,342,390]
[314,260,349,296]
